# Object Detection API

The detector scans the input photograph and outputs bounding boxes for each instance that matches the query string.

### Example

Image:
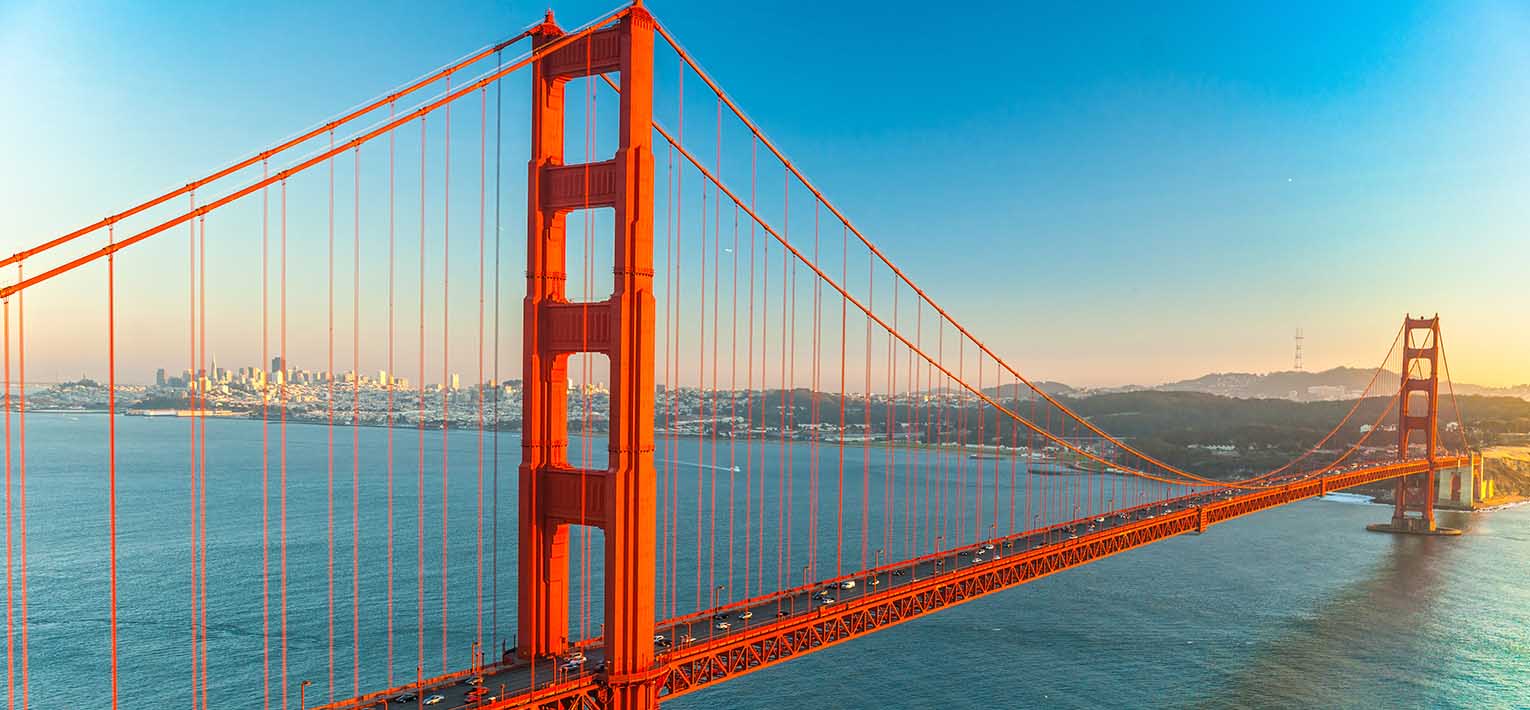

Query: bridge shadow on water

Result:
[1185,510,1477,710]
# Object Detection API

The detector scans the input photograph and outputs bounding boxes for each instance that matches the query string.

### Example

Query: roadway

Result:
[321,457,1454,709]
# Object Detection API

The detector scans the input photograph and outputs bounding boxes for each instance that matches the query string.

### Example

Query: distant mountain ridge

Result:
[983,367,1530,402]
[1153,367,1529,401]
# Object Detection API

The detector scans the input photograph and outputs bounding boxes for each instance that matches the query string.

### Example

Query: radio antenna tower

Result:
[1294,328,1305,371]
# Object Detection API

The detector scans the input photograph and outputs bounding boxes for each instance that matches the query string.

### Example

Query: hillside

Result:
[1155,367,1530,402]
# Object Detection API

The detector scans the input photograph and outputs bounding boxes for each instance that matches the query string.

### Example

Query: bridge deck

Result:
[316,456,1466,710]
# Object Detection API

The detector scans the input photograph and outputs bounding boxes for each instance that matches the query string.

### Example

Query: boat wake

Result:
[1316,492,1378,505]
[665,460,743,473]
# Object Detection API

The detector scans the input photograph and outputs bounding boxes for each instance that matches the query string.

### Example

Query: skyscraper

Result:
[271,356,284,376]
[155,368,167,387]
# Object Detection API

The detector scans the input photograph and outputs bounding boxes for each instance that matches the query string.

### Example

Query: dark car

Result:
[392,693,418,703]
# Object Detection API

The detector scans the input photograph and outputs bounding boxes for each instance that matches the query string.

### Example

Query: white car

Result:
[738,610,754,620]
[839,580,856,590]
[424,695,445,706]
[714,621,731,631]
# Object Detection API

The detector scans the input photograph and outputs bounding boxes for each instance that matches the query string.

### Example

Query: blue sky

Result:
[2,0,1527,387]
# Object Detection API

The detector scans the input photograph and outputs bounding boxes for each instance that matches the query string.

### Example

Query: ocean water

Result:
[6,413,1529,708]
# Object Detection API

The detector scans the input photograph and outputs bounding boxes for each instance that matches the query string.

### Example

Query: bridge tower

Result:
[1370,315,1458,535]
[520,5,659,709]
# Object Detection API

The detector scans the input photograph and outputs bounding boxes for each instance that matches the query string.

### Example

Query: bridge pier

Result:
[519,5,661,709]
[1367,315,1460,536]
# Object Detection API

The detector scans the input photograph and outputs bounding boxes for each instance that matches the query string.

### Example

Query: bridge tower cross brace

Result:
[1392,315,1440,531]
[520,6,658,708]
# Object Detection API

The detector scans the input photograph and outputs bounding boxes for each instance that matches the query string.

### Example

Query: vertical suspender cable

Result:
[862,247,872,570]
[417,115,427,684]
[386,101,398,686]
[327,130,337,701]
[490,49,503,657]
[660,142,672,620]
[887,280,897,563]
[441,78,453,673]
[107,223,119,710]
[695,108,708,615]
[280,180,290,710]
[187,196,199,710]
[728,200,739,605]
[710,98,723,609]
[752,139,767,600]
[3,297,11,710]
[198,213,209,710]
[16,262,25,710]
[832,209,843,576]
[261,160,272,710]
[352,144,363,697]
[476,84,487,662]
[674,64,685,617]
[746,137,758,598]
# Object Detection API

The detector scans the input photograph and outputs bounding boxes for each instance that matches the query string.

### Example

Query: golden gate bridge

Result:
[0,3,1481,709]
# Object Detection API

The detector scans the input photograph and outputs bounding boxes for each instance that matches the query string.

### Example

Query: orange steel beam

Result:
[0,6,632,300]
[0,27,550,271]
[653,456,1466,701]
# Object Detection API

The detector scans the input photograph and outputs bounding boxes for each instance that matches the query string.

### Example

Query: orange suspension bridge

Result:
[0,4,1482,709]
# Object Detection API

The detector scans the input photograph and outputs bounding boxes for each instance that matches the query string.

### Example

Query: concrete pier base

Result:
[1365,522,1462,536]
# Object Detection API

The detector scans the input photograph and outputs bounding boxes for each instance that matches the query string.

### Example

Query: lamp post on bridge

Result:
[299,680,312,710]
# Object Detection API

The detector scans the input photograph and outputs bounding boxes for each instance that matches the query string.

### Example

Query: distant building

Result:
[1306,385,1350,401]
[155,368,167,387]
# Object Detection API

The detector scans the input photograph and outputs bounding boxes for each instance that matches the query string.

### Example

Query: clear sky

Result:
[2,0,1527,388]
